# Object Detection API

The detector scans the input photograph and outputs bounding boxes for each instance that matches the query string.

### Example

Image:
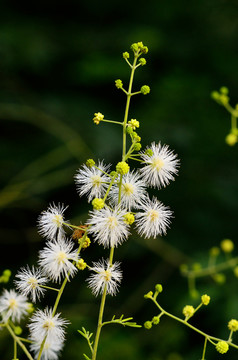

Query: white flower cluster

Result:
[0,140,179,360]
[74,142,179,297]
[75,142,179,243]
[0,203,81,359]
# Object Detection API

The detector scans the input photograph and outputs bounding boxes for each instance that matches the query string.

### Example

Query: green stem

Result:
[201,337,208,360]
[151,297,238,350]
[92,286,108,360]
[14,337,17,359]
[122,55,138,160]
[5,323,34,360]
[101,119,123,126]
[184,256,238,279]
[40,285,60,292]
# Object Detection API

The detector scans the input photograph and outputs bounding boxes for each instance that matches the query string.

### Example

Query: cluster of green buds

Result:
[214,318,238,354]
[211,87,238,146]
[181,238,237,297]
[0,269,11,283]
[182,294,210,321]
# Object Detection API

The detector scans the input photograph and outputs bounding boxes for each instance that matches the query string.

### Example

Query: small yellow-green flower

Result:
[92,198,105,210]
[116,161,130,175]
[144,321,152,329]
[152,316,160,325]
[115,79,123,89]
[234,266,238,278]
[209,246,220,257]
[225,133,237,146]
[80,236,91,249]
[141,85,150,95]
[123,52,129,59]
[124,213,135,225]
[139,58,146,66]
[86,159,95,168]
[201,294,210,305]
[77,259,87,270]
[93,112,104,125]
[128,119,140,130]
[144,291,153,299]
[220,239,234,253]
[215,341,229,354]
[182,305,195,319]
[14,326,22,335]
[228,319,238,332]
[155,284,163,293]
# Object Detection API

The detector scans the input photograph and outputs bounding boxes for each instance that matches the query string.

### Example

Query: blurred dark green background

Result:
[1,1,238,359]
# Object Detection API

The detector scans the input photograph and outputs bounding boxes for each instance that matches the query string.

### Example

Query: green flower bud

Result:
[211,91,220,101]
[77,259,87,270]
[86,159,95,167]
[201,294,210,305]
[93,112,104,125]
[139,58,146,66]
[220,94,229,105]
[212,273,226,284]
[110,171,117,178]
[228,319,238,332]
[209,246,220,257]
[144,291,153,299]
[124,213,135,225]
[92,198,104,210]
[3,269,11,278]
[144,321,152,329]
[152,316,160,325]
[145,149,153,156]
[220,239,234,253]
[115,79,123,89]
[216,341,229,354]
[131,43,139,53]
[225,133,237,146]
[133,143,142,151]
[155,284,163,293]
[182,305,195,318]
[220,86,229,95]
[123,52,130,59]
[14,326,22,335]
[116,161,130,175]
[141,85,150,95]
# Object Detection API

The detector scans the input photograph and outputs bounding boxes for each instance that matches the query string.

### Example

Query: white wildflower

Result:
[87,259,122,296]
[38,237,79,283]
[109,170,147,211]
[135,196,172,238]
[30,338,63,360]
[15,265,48,303]
[140,142,179,189]
[37,203,69,241]
[0,289,29,323]
[28,308,69,344]
[75,161,111,202]
[87,206,130,248]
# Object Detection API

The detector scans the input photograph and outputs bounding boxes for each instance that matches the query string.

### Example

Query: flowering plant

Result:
[0,42,237,360]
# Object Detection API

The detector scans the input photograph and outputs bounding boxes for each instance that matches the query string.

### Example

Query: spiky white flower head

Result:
[0,289,29,323]
[37,203,69,241]
[15,266,48,303]
[140,142,179,189]
[75,161,111,202]
[30,338,63,360]
[38,237,79,283]
[28,308,69,344]
[87,259,122,296]
[86,206,130,248]
[135,196,172,238]
[109,171,147,211]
